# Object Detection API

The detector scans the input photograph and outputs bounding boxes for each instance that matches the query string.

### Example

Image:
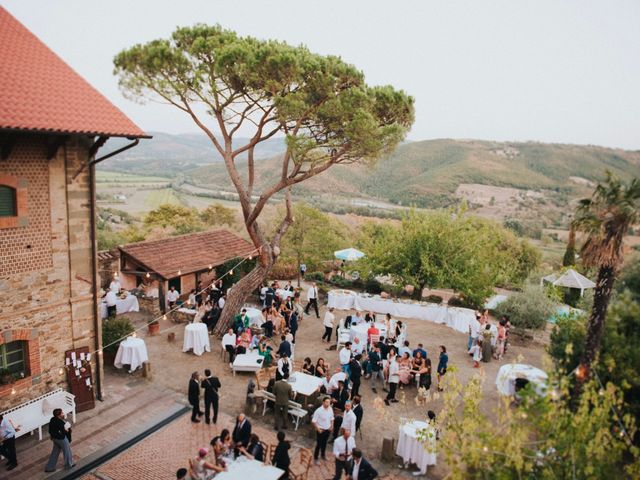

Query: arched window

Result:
[0,185,17,217]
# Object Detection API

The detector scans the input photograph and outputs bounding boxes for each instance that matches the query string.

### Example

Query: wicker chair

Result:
[288,447,312,480]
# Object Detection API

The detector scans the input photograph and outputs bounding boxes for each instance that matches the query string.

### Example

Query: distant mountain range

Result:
[99,132,640,213]
[99,131,286,175]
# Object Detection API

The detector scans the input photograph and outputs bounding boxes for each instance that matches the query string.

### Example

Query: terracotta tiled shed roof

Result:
[0,7,146,138]
[119,230,255,279]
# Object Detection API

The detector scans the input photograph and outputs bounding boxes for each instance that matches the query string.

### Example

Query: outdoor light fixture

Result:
[146,272,150,278]
[178,270,182,276]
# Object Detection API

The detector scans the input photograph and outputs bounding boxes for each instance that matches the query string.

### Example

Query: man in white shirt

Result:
[398,340,411,357]
[221,328,237,365]
[332,427,356,480]
[304,282,320,319]
[109,278,121,293]
[351,336,365,356]
[352,310,364,326]
[339,342,352,378]
[218,293,226,310]
[167,286,180,308]
[0,414,19,469]
[105,289,118,318]
[327,369,347,393]
[312,397,334,464]
[322,308,335,343]
[468,313,481,350]
[385,354,400,406]
[333,400,357,440]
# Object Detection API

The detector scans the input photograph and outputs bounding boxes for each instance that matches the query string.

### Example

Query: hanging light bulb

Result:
[97,350,103,356]
[10,387,16,395]
[230,269,234,275]
[146,272,150,279]
[248,255,252,260]
[58,368,64,375]
[208,264,213,270]
[178,269,182,276]
[163,315,167,321]
[132,332,137,338]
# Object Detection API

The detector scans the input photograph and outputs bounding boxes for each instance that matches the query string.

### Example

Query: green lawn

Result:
[143,189,183,209]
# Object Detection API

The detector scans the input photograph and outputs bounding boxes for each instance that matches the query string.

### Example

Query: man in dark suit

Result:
[188,372,203,423]
[277,335,292,358]
[349,448,378,479]
[352,395,364,433]
[201,369,221,424]
[331,380,350,411]
[232,413,252,450]
[349,354,363,397]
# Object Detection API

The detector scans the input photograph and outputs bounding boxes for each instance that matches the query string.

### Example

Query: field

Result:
[96,170,170,184]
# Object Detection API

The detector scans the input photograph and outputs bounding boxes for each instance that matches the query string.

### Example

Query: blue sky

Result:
[3,0,639,149]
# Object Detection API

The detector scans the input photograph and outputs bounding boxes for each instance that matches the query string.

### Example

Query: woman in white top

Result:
[468,339,482,368]
[190,447,223,479]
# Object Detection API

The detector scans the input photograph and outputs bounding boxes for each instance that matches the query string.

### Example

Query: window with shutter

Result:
[0,185,17,217]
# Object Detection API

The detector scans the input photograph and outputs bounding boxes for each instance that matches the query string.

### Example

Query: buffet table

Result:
[182,323,210,356]
[327,290,475,333]
[396,420,437,474]
[114,337,148,372]
[100,294,140,319]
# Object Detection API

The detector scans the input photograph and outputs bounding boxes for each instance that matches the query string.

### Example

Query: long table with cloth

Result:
[244,307,264,327]
[114,337,148,372]
[182,323,210,356]
[100,293,140,318]
[349,322,387,345]
[327,290,475,333]
[396,420,437,475]
[288,371,324,397]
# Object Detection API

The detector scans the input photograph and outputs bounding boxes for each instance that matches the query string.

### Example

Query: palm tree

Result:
[572,172,640,387]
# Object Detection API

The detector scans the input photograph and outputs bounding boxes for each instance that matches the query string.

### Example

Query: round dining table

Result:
[114,337,148,372]
[182,322,210,356]
[396,420,437,474]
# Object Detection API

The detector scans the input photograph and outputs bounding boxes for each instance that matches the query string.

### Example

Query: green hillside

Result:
[188,139,640,208]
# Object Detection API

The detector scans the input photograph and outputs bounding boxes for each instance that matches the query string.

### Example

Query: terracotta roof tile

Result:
[0,7,146,138]
[118,230,255,279]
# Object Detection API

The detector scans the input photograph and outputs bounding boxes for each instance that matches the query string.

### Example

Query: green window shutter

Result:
[0,185,17,217]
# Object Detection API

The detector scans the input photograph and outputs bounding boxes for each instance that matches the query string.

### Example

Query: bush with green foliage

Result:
[102,317,135,355]
[617,256,640,303]
[305,272,325,282]
[363,278,382,294]
[549,291,640,433]
[494,284,555,334]
[425,294,444,304]
[447,295,478,309]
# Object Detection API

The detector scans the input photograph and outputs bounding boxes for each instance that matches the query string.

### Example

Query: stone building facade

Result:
[0,7,146,410]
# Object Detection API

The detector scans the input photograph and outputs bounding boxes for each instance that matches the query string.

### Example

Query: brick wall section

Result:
[0,134,99,410]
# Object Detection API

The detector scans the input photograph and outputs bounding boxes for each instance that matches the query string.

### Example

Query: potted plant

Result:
[148,319,160,336]
[102,317,135,365]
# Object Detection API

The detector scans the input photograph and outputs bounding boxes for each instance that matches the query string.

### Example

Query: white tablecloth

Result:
[232,351,263,374]
[100,294,140,318]
[276,288,294,299]
[327,290,358,309]
[182,323,210,356]
[327,290,474,334]
[496,364,548,396]
[396,420,437,474]
[288,371,324,396]
[114,337,148,371]
[245,307,264,326]
[216,457,283,480]
[349,322,387,345]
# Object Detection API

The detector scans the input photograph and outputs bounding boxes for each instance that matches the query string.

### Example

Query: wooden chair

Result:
[268,443,278,465]
[292,360,304,372]
[259,441,269,464]
[288,447,312,480]
[368,334,380,350]
[255,369,271,391]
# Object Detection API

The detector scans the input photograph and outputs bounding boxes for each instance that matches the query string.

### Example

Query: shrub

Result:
[330,276,353,288]
[271,262,298,280]
[363,278,382,294]
[447,295,478,309]
[425,294,443,304]
[102,317,135,355]
[306,271,325,282]
[494,284,555,334]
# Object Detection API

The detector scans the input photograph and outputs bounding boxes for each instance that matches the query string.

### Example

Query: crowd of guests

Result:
[466,311,511,367]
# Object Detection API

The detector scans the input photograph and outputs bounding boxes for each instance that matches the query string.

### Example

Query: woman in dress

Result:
[236,329,252,355]
[398,351,412,385]
[219,429,233,461]
[437,345,448,391]
[481,324,493,363]
[258,339,272,367]
[238,433,264,462]
[495,319,507,360]
[411,351,425,382]
[262,308,274,338]
[419,358,432,390]
[190,447,223,479]
[208,436,228,469]
[315,358,329,378]
[302,357,315,376]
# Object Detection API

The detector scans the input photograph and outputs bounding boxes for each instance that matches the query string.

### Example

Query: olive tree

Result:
[114,25,414,334]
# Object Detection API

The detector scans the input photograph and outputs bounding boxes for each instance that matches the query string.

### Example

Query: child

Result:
[468,339,482,368]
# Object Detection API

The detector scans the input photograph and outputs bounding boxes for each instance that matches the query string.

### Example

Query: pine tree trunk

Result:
[574,265,616,391]
[213,258,273,337]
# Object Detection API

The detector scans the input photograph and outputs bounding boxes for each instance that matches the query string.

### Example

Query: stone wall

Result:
[0,135,99,410]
